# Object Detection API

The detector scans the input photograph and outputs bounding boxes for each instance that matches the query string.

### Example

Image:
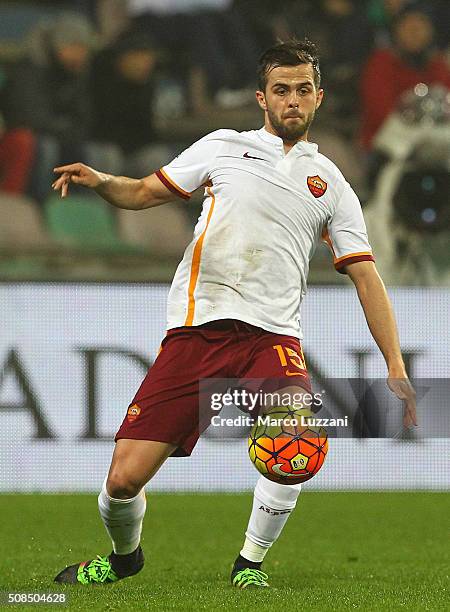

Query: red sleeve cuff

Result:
[335,253,375,274]
[156,169,191,200]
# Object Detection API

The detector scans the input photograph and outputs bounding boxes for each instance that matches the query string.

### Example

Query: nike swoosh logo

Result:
[272,464,302,477]
[243,152,267,161]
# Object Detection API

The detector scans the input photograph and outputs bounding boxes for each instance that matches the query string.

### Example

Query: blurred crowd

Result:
[0,0,449,282]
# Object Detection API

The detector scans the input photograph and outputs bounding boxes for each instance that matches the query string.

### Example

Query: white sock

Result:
[97,479,147,555]
[241,476,302,563]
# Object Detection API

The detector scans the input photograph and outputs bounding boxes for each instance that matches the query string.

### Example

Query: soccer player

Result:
[52,40,416,588]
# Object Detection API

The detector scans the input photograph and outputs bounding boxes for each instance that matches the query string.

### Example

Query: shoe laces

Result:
[77,556,119,584]
[232,567,269,588]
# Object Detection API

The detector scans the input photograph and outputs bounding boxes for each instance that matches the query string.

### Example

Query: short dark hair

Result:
[257,39,321,91]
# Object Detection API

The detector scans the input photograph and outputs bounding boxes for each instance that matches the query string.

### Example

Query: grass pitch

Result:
[0,492,448,611]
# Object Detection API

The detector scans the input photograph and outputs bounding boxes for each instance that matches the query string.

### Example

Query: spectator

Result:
[306,0,374,117]
[1,12,117,202]
[128,0,259,113]
[90,31,170,176]
[368,0,449,50]
[360,5,450,150]
[0,120,36,194]
[367,0,412,47]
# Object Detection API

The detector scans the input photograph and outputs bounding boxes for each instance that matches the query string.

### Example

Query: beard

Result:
[267,108,315,142]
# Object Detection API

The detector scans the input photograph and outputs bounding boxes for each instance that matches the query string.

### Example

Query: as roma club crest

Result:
[127,404,141,423]
[307,175,327,198]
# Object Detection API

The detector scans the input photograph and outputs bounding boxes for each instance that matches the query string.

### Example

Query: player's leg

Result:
[54,324,234,585]
[98,439,177,566]
[231,476,302,588]
[232,380,310,588]
[54,439,175,584]
[231,328,311,587]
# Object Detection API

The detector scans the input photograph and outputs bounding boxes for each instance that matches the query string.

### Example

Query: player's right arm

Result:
[52,131,227,208]
[52,163,176,210]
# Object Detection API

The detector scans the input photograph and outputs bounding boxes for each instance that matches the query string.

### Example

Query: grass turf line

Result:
[0,492,448,611]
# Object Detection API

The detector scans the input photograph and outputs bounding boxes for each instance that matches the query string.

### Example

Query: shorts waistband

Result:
[173,319,263,333]
[203,319,257,332]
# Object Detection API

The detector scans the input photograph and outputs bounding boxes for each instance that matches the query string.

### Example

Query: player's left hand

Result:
[387,377,417,428]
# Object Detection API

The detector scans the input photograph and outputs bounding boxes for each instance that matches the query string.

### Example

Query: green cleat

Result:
[54,556,119,584]
[231,567,269,588]
[54,546,144,584]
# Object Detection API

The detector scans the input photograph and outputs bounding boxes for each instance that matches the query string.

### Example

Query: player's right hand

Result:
[52,163,104,198]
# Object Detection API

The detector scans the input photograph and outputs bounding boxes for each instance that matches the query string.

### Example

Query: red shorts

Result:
[115,319,311,456]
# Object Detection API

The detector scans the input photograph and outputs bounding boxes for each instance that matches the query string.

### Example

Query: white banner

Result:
[1,284,449,491]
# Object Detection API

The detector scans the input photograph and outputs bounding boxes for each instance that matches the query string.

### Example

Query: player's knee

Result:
[255,475,302,510]
[106,471,143,499]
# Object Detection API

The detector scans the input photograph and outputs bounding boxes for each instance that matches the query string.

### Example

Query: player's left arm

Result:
[345,260,417,428]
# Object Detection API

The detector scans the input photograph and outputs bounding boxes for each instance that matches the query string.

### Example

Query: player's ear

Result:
[256,90,267,111]
[315,88,324,110]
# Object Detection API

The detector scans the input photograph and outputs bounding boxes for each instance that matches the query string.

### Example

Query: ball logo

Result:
[127,404,141,422]
[290,453,308,470]
[307,175,327,198]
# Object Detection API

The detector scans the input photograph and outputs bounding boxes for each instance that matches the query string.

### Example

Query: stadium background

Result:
[0,3,449,610]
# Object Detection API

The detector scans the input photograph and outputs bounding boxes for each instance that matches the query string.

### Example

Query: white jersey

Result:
[156,128,374,338]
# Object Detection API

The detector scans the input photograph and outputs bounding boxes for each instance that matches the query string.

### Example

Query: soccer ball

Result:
[248,406,328,485]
